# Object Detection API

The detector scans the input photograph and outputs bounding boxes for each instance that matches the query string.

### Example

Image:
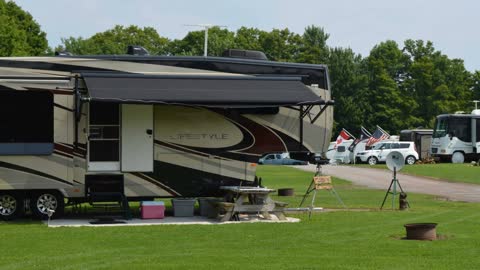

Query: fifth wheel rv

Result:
[0,49,333,220]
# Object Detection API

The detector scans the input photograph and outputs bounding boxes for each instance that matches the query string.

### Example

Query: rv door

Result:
[87,102,121,171]
[121,104,154,172]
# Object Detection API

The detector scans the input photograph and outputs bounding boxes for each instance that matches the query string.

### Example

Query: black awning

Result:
[81,73,325,107]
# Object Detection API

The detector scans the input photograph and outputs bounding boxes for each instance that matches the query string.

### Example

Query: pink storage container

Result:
[141,201,165,219]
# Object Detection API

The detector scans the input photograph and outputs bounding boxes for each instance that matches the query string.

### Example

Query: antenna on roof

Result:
[184,24,227,57]
[473,100,480,110]
[472,100,480,115]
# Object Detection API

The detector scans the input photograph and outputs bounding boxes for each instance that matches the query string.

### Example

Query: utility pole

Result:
[184,24,226,57]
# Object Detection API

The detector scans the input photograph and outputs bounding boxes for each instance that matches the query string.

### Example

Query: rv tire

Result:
[0,192,24,220]
[451,152,465,164]
[30,191,64,220]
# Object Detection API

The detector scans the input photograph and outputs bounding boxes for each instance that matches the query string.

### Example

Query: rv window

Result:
[476,120,480,142]
[0,90,53,155]
[337,146,346,152]
[449,117,471,142]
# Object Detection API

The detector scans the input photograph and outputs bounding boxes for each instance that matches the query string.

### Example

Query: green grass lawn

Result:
[1,165,480,269]
[352,163,480,185]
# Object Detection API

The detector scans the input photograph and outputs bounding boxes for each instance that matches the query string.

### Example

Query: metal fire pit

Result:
[404,223,437,240]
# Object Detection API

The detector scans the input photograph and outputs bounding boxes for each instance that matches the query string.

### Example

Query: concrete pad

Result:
[44,215,300,228]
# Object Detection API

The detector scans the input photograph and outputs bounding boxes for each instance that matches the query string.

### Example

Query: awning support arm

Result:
[299,106,304,151]
[310,102,333,124]
[300,105,314,119]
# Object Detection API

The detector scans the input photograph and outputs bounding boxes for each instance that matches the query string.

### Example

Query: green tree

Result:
[233,27,265,51]
[327,47,369,134]
[258,28,302,62]
[403,39,472,125]
[169,26,235,56]
[57,25,170,55]
[365,41,421,133]
[296,25,330,64]
[0,0,48,56]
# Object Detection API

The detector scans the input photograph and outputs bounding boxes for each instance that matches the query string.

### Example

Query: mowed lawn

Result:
[1,165,480,269]
[353,163,480,185]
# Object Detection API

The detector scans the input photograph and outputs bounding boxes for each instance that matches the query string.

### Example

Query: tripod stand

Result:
[380,167,410,209]
[299,163,322,208]
[299,164,345,219]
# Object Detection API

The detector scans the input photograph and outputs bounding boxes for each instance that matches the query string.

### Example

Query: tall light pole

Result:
[184,24,226,57]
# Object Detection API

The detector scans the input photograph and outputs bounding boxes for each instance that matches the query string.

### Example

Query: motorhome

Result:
[0,49,333,220]
[431,110,480,163]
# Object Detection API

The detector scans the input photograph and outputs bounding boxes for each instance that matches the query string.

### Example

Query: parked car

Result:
[355,141,419,165]
[258,152,308,165]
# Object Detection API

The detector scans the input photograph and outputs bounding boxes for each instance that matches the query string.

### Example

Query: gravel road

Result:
[293,164,480,202]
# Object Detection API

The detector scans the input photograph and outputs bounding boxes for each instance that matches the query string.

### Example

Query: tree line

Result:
[2,0,480,136]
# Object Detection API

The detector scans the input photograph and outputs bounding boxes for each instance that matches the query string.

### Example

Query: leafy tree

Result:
[403,39,472,125]
[0,0,48,56]
[257,28,302,62]
[296,25,330,64]
[57,25,170,55]
[233,27,265,51]
[365,41,421,133]
[169,26,235,56]
[327,47,369,134]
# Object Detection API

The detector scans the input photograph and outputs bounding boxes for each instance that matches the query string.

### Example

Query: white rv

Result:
[0,50,334,220]
[331,140,354,164]
[431,110,480,163]
[325,142,336,161]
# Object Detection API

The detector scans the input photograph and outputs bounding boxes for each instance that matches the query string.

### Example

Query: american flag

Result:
[366,126,390,146]
[348,126,372,152]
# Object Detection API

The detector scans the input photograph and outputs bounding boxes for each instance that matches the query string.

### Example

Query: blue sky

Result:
[14,0,479,71]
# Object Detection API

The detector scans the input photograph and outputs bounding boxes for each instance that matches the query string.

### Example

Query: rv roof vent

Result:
[222,49,268,60]
[127,45,149,56]
[55,51,73,56]
[472,109,480,115]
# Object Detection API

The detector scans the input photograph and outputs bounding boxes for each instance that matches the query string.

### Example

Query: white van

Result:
[356,141,419,165]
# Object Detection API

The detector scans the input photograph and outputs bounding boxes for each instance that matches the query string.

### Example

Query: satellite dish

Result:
[386,151,405,172]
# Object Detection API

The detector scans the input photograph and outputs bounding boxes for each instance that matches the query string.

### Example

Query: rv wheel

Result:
[30,191,64,220]
[451,152,465,164]
[367,156,378,165]
[0,192,24,220]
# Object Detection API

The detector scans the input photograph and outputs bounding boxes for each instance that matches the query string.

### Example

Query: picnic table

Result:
[218,186,287,221]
